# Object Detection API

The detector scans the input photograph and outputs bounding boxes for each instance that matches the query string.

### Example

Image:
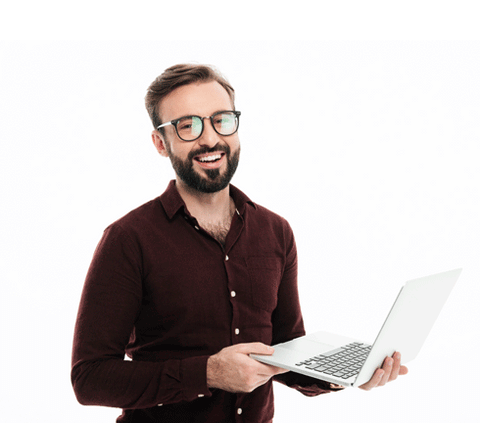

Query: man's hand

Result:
[207,343,288,393]
[359,352,408,391]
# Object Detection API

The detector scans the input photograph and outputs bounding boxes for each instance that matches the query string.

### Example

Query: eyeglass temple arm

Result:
[156,121,172,130]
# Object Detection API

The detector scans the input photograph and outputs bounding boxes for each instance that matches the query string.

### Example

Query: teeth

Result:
[198,154,221,162]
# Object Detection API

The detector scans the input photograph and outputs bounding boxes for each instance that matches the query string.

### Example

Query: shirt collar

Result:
[159,180,256,220]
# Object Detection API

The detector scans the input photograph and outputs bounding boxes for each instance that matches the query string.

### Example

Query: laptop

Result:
[251,268,462,387]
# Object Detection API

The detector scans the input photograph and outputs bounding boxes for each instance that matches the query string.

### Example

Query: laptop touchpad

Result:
[289,338,335,354]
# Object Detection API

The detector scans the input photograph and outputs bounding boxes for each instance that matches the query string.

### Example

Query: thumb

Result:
[237,342,275,356]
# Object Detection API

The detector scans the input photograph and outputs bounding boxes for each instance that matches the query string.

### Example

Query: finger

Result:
[359,368,384,391]
[271,366,289,375]
[252,374,276,391]
[378,357,393,386]
[248,364,288,391]
[257,364,289,376]
[236,342,275,356]
[389,352,401,382]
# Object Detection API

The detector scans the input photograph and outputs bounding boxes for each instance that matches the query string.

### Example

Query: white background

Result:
[1,4,479,422]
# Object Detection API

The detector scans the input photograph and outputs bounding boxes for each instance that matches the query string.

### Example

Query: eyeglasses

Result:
[157,110,241,142]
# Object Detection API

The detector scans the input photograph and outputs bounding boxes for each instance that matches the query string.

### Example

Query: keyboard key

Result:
[319,347,345,357]
[305,363,323,370]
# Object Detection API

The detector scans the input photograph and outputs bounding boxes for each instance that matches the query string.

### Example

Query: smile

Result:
[194,151,226,163]
[196,154,223,163]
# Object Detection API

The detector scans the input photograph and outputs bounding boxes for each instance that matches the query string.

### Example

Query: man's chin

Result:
[171,147,240,194]
[189,177,230,194]
[177,169,229,194]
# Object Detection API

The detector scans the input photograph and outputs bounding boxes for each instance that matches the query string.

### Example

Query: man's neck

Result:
[175,178,234,224]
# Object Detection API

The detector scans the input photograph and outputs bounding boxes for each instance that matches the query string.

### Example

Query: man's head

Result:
[145,64,235,131]
[146,64,240,194]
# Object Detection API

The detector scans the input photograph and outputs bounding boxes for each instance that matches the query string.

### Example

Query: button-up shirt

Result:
[72,181,334,422]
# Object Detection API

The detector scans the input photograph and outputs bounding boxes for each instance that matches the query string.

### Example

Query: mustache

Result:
[187,144,231,161]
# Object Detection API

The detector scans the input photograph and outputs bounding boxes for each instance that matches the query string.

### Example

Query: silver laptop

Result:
[251,268,462,387]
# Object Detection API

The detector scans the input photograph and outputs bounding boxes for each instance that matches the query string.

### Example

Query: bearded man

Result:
[71,64,406,423]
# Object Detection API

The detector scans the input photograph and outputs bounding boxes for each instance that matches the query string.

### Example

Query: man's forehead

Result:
[158,80,233,120]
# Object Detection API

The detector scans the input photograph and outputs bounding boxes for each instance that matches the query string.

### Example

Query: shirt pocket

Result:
[246,256,282,312]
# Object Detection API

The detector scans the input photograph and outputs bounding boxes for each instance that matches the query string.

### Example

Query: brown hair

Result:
[145,64,235,130]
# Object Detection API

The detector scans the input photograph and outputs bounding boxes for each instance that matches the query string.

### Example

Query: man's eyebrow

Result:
[171,109,236,120]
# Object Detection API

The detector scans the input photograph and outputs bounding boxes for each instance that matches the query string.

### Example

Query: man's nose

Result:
[196,118,221,148]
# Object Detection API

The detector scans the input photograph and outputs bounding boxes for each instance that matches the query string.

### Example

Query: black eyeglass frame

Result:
[157,110,241,142]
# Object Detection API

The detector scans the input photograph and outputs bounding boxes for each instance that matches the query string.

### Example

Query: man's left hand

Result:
[359,352,408,391]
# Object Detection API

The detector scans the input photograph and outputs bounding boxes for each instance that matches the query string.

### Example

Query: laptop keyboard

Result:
[295,342,372,380]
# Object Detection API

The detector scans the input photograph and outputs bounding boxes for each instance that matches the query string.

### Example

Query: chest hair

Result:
[195,197,236,247]
[200,220,231,246]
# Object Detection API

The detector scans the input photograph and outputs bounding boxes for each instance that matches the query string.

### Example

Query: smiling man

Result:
[151,79,242,246]
[71,64,406,423]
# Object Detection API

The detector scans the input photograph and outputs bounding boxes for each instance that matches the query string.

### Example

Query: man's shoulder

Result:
[247,200,294,236]
[231,184,290,227]
[108,196,164,233]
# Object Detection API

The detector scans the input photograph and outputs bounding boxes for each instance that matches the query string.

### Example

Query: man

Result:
[71,64,407,422]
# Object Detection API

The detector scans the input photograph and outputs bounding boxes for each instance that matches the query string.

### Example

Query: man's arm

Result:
[71,224,211,409]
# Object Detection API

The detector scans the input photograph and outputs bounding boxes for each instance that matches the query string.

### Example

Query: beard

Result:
[165,142,240,194]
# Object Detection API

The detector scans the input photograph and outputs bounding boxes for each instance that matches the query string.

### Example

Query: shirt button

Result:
[231,291,236,297]
[194,225,200,231]
[225,255,229,261]
[235,328,240,335]
[237,408,243,415]
[157,404,163,407]
[198,394,204,398]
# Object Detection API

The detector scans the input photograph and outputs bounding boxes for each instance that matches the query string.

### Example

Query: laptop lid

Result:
[353,268,462,386]
[252,268,462,387]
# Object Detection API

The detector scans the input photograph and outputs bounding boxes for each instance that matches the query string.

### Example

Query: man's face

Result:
[153,81,240,194]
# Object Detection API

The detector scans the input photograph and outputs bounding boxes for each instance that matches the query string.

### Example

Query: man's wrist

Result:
[206,354,217,389]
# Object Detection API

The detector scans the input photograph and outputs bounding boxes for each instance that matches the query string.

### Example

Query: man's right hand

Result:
[206,343,288,393]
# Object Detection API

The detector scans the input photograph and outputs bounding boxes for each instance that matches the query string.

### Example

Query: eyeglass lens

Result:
[176,112,238,141]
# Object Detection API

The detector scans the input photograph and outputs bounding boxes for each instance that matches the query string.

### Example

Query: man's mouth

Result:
[195,153,224,163]
[193,152,226,169]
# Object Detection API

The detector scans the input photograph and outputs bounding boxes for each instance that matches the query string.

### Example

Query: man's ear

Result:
[152,130,169,157]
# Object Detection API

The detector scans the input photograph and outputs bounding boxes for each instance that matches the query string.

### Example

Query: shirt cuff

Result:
[180,355,212,402]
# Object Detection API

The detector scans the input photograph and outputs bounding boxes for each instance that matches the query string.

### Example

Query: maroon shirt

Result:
[72,181,334,422]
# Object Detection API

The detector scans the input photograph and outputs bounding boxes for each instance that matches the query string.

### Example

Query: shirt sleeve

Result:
[71,224,212,409]
[271,221,338,396]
